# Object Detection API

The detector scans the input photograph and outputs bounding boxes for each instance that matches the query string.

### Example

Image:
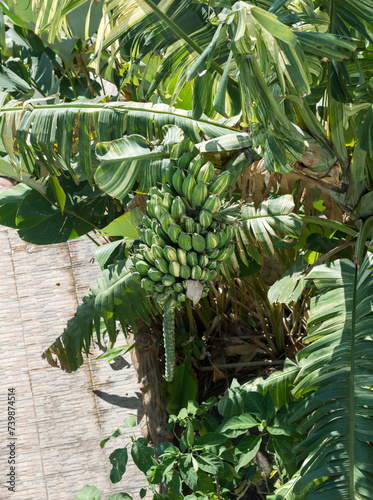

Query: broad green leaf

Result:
[194,453,224,474]
[194,433,229,449]
[245,358,299,408]
[164,470,182,496]
[187,24,223,80]
[13,182,107,245]
[213,50,233,118]
[101,208,143,238]
[268,255,308,305]
[131,438,155,475]
[0,183,31,229]
[218,413,259,437]
[218,379,246,418]
[236,435,262,470]
[109,448,128,484]
[267,410,297,436]
[196,133,252,155]
[95,135,166,199]
[244,392,265,419]
[186,421,195,448]
[241,195,302,259]
[74,485,101,500]
[357,105,373,156]
[100,428,122,449]
[180,455,198,490]
[0,159,48,195]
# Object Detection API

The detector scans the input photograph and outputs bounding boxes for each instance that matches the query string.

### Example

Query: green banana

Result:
[163,245,178,262]
[192,233,206,253]
[136,260,151,275]
[152,234,166,248]
[148,267,163,282]
[180,264,191,279]
[151,244,164,260]
[155,257,169,274]
[198,254,209,268]
[171,196,186,218]
[181,174,196,203]
[199,210,212,229]
[191,265,202,280]
[184,217,195,234]
[205,232,220,250]
[216,244,235,261]
[172,168,185,195]
[169,260,181,278]
[162,274,176,286]
[196,161,215,183]
[160,211,175,233]
[167,223,182,244]
[186,251,198,267]
[192,182,209,208]
[203,194,221,213]
[177,248,188,266]
[178,232,193,251]
[187,155,205,178]
[141,277,154,290]
[173,282,184,293]
[208,170,231,197]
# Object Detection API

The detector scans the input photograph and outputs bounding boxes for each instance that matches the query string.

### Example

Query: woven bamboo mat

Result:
[0,226,147,500]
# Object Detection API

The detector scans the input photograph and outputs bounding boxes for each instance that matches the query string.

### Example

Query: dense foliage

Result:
[0,0,372,498]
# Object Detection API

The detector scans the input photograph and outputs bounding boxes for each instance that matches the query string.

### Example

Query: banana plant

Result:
[1,2,373,498]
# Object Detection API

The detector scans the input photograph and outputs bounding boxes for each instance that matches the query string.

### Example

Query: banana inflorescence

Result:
[132,155,239,382]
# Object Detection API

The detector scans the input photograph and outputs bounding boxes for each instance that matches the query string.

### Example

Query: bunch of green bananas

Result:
[132,156,239,381]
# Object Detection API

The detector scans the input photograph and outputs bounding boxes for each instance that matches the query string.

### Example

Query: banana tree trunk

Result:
[129,320,173,447]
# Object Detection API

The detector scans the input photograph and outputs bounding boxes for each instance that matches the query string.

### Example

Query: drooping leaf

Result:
[42,259,156,372]
[101,208,143,238]
[241,195,302,261]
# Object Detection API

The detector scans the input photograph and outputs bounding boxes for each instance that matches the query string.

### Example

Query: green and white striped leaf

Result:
[290,253,373,498]
[241,195,302,262]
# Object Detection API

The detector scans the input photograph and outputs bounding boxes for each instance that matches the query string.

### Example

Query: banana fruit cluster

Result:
[132,157,236,308]
[131,155,238,382]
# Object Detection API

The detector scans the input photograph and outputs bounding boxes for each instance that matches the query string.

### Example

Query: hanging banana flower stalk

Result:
[131,155,240,381]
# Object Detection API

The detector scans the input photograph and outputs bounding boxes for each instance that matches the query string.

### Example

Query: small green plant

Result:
[85,375,301,500]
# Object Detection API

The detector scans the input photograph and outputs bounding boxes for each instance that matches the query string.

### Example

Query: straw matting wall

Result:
[0,225,147,499]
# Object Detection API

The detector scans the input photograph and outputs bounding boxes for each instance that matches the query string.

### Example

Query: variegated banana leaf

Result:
[237,194,302,267]
[283,252,373,499]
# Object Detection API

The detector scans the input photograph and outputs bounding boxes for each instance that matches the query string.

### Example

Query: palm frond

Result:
[42,258,157,372]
